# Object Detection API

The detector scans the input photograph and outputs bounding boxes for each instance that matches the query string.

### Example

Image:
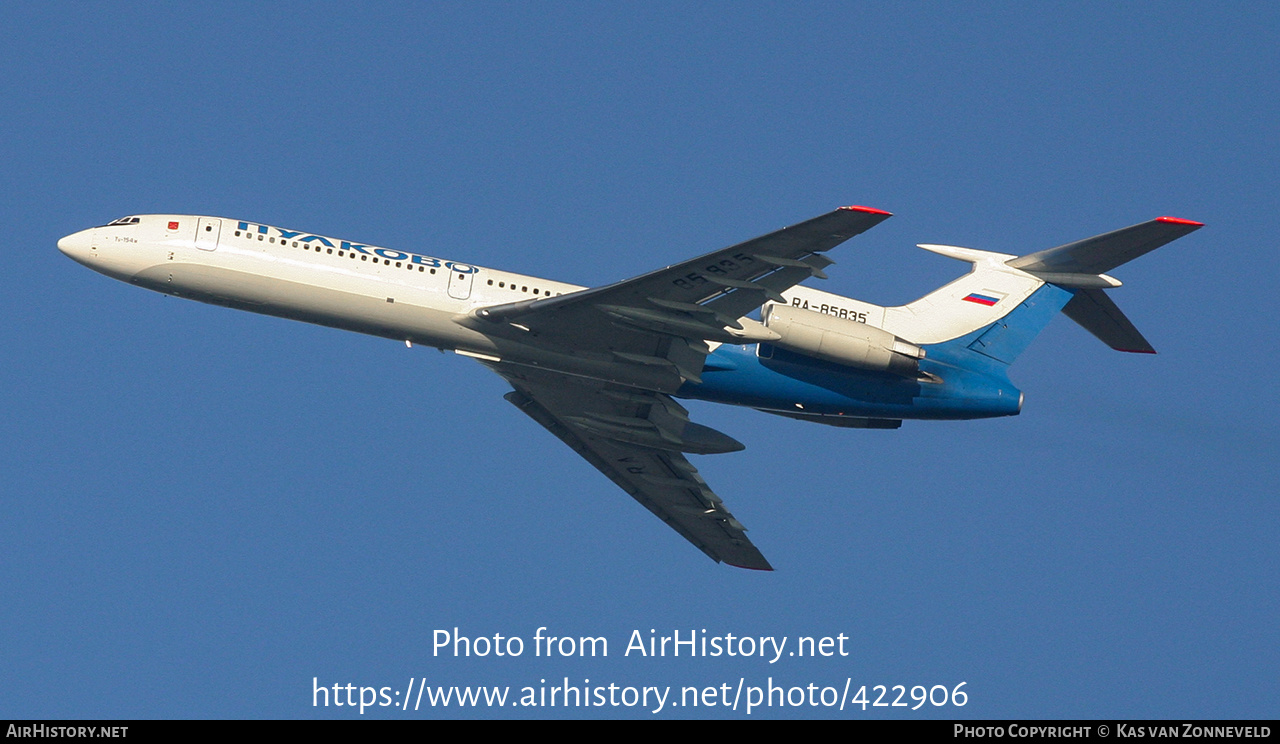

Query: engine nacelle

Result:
[761,303,924,376]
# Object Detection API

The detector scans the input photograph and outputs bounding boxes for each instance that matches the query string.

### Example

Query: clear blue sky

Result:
[3,2,1276,719]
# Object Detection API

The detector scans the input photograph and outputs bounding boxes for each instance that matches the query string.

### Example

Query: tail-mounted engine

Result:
[761,303,924,377]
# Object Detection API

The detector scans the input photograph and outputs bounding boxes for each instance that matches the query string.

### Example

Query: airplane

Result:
[57,207,1203,570]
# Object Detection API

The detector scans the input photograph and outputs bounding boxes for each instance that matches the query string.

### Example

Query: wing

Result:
[467,206,893,568]
[490,363,773,570]
[465,205,892,392]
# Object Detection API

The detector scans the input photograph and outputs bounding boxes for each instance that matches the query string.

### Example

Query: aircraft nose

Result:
[57,228,94,261]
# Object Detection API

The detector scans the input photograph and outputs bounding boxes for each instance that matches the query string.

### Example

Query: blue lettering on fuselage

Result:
[236,221,472,273]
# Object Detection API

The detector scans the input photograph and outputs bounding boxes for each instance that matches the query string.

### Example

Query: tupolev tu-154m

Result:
[58,206,1202,570]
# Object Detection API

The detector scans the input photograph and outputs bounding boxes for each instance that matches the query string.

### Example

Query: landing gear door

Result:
[196,218,222,251]
[447,264,475,300]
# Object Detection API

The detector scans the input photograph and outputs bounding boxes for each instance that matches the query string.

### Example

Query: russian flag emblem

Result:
[962,292,1000,306]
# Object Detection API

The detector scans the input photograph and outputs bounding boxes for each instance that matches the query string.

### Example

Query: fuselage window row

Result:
[231,229,438,274]
[485,278,560,296]
[222,229,563,291]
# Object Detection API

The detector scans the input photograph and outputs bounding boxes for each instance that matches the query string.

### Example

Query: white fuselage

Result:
[56,214,645,376]
[57,212,1046,420]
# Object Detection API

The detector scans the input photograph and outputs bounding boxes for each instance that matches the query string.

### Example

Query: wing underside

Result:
[492,364,772,570]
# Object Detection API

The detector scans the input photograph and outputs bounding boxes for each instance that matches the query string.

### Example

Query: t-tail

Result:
[780,216,1204,379]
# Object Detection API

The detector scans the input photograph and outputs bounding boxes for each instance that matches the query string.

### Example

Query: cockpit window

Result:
[101,216,141,227]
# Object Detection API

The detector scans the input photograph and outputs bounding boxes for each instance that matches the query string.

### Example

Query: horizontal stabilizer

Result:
[1007,216,1202,355]
[1061,288,1156,354]
[1008,216,1203,275]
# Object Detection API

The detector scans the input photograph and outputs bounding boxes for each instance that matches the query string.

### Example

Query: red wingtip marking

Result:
[839,205,892,216]
[1156,216,1204,226]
